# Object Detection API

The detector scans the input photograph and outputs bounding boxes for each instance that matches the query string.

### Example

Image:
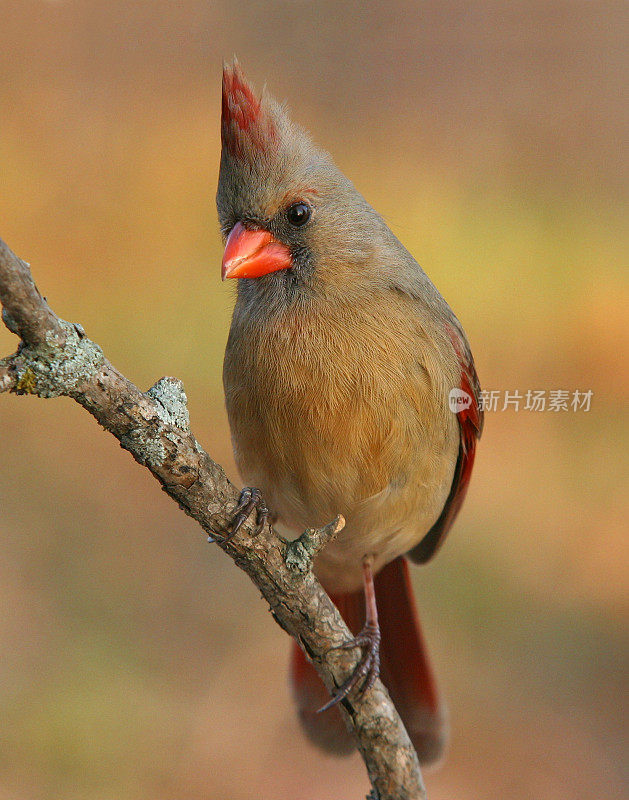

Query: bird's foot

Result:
[208,487,269,543]
[319,622,381,712]
[319,554,381,712]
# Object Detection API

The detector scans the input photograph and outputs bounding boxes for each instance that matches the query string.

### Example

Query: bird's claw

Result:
[208,487,269,544]
[231,486,270,538]
[318,622,381,712]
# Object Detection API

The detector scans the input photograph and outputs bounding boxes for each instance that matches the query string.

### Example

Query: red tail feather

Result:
[289,557,447,765]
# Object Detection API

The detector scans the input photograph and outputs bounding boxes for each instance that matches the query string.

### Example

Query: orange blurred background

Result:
[1,2,627,799]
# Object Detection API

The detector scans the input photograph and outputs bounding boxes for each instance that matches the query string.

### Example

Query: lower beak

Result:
[221,221,292,280]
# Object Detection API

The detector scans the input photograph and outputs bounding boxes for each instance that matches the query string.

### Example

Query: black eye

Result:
[286,202,311,227]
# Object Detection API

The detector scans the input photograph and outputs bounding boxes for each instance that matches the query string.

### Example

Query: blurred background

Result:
[1,2,627,798]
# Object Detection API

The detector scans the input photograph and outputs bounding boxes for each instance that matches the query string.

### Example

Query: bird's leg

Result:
[319,554,381,712]
[208,487,270,543]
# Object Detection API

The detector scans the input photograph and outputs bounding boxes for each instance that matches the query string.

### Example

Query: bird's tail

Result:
[289,556,447,765]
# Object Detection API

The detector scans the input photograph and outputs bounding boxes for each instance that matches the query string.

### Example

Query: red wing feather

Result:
[410,324,483,564]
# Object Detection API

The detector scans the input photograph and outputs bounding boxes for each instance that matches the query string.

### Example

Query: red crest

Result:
[221,60,277,158]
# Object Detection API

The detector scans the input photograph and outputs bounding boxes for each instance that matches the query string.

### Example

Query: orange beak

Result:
[221,221,292,280]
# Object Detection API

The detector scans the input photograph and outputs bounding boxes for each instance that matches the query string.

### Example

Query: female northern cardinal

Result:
[217,61,483,765]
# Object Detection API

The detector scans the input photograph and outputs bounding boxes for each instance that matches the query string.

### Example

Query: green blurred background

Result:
[1,2,627,798]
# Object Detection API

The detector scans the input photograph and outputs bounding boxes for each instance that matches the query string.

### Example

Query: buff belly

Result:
[265,428,458,594]
[224,294,461,593]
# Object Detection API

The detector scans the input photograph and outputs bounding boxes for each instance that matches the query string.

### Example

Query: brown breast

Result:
[223,291,460,589]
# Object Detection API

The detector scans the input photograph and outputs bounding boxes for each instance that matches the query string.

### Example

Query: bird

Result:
[217,60,483,765]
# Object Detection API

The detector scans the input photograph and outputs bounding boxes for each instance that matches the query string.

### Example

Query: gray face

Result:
[216,117,340,282]
[217,140,390,303]
[216,66,412,311]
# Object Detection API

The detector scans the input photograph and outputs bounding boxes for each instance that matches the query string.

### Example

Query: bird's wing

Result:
[409,320,483,563]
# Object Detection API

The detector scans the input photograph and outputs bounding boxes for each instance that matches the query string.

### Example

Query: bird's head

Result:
[216,60,391,305]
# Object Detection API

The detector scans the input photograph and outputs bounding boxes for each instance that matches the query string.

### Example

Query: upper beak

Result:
[221,221,292,280]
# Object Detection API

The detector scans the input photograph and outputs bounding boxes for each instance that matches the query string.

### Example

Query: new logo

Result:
[449,388,472,413]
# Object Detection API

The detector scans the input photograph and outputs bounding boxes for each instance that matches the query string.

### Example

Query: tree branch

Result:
[0,237,427,800]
